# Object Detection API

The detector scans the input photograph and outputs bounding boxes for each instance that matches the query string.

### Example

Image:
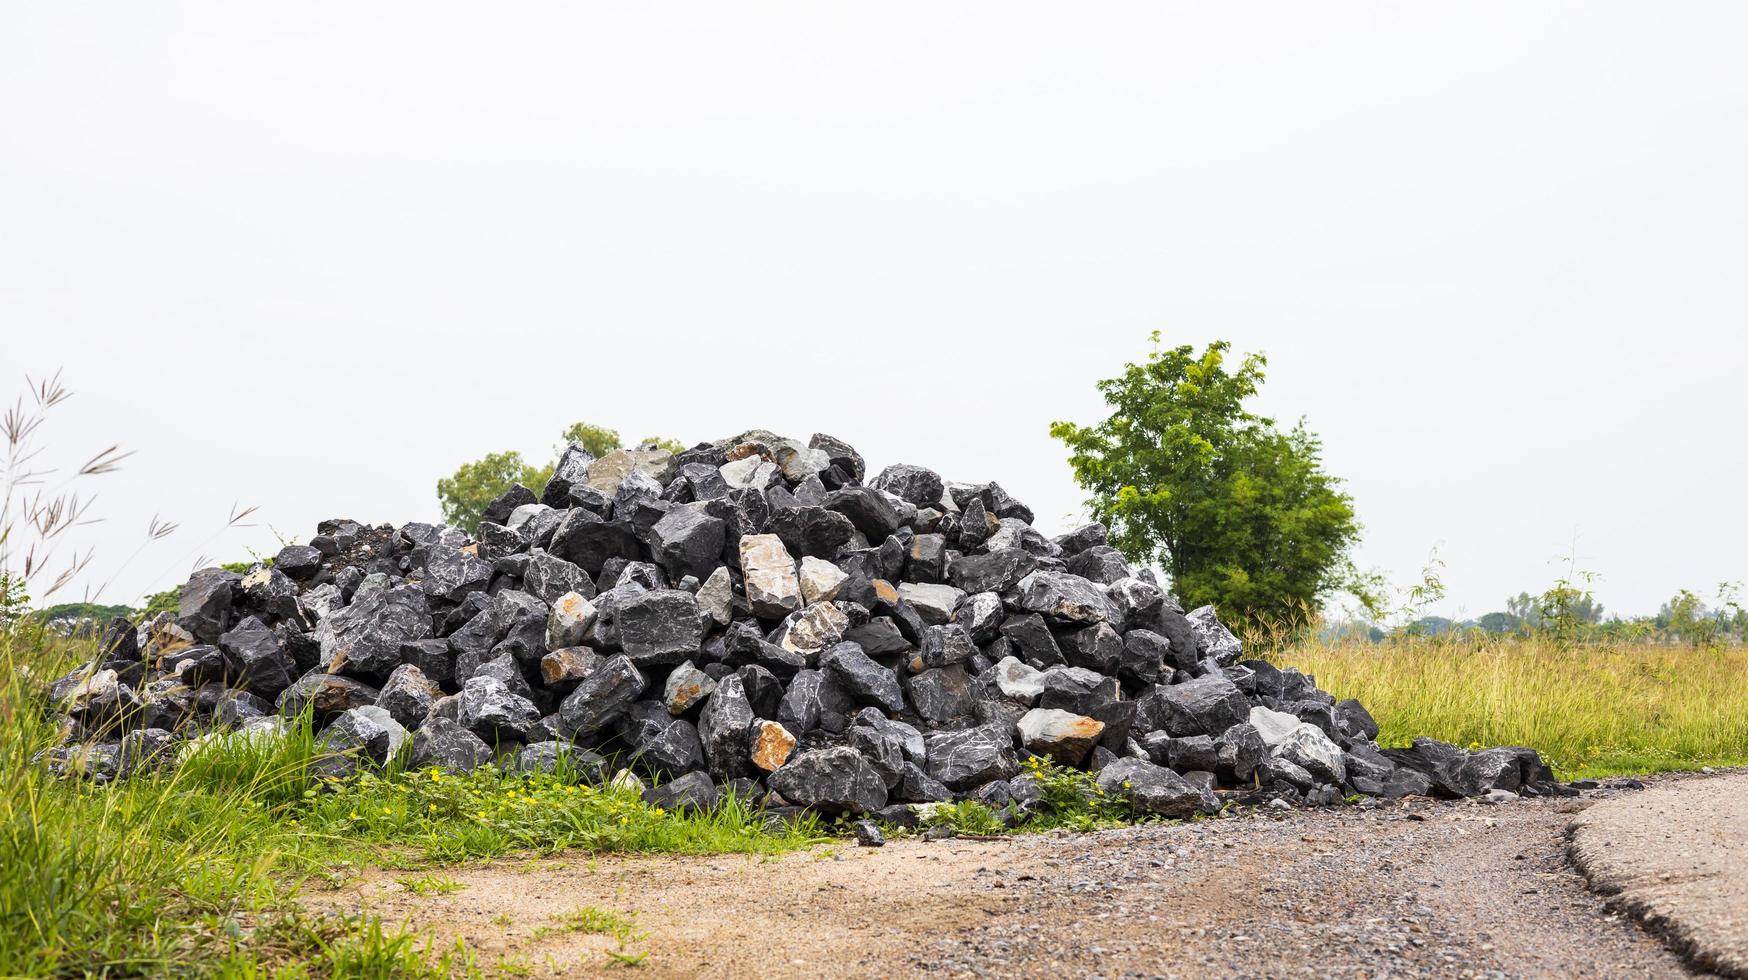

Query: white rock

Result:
[696,566,735,627]
[1249,705,1301,748]
[720,456,779,491]
[993,656,1045,705]
[798,556,847,605]
[1273,722,1346,785]
[739,534,801,618]
[897,582,966,625]
[545,591,597,650]
[507,502,554,529]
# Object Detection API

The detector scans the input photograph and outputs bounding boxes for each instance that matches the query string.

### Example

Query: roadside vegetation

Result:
[0,628,822,978]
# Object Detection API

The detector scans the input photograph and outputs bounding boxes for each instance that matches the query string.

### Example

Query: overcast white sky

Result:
[3,3,1744,620]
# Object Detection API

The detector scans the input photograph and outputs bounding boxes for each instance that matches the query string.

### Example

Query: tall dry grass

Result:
[1274,633,1748,777]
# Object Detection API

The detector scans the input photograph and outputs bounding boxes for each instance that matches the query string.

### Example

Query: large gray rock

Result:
[277,672,380,722]
[948,549,1036,596]
[869,464,944,508]
[420,545,492,602]
[647,506,727,583]
[407,716,494,773]
[1012,571,1110,624]
[618,701,706,778]
[1187,605,1243,665]
[456,675,541,744]
[375,663,442,729]
[1096,757,1212,817]
[924,726,1019,790]
[315,582,432,678]
[1136,675,1250,737]
[697,674,756,780]
[768,746,888,814]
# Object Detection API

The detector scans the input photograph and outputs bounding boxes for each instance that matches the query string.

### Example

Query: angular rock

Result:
[739,534,802,619]
[316,581,432,679]
[750,719,797,772]
[545,591,597,650]
[924,726,1019,790]
[698,674,755,780]
[1016,708,1104,765]
[541,646,603,686]
[869,463,944,507]
[647,506,727,583]
[663,660,717,715]
[642,770,718,813]
[376,663,442,728]
[821,642,905,714]
[896,582,964,626]
[556,654,646,737]
[611,589,703,667]
[767,746,887,815]
[619,701,706,777]
[1136,675,1249,737]
[457,675,541,744]
[277,672,380,722]
[776,602,850,657]
[1096,757,1209,817]
[1012,571,1109,624]
[798,556,847,605]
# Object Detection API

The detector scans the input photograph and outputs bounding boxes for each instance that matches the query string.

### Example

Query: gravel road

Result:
[312,779,1708,978]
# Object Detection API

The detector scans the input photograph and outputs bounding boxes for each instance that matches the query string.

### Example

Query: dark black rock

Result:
[376,663,442,729]
[698,674,756,780]
[1012,571,1110,624]
[768,506,856,559]
[821,642,905,714]
[853,820,886,847]
[767,746,888,814]
[1037,666,1118,716]
[619,701,707,778]
[905,665,978,729]
[999,613,1064,669]
[409,715,495,773]
[274,544,324,581]
[178,566,242,643]
[776,668,856,735]
[556,654,646,737]
[1136,675,1250,737]
[277,672,380,722]
[822,486,902,540]
[869,464,944,507]
[316,581,433,679]
[611,589,704,668]
[948,549,1035,595]
[1065,546,1132,586]
[646,507,727,583]
[642,770,719,812]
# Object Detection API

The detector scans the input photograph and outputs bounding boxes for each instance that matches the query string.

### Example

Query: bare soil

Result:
[304,782,1709,978]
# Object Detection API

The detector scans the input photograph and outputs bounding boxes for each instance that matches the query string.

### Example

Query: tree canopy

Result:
[436,422,682,533]
[1050,336,1365,626]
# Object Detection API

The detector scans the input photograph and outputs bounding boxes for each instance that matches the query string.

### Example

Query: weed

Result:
[396,874,465,897]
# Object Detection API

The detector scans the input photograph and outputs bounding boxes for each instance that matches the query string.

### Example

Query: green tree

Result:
[637,436,687,455]
[437,423,685,534]
[559,422,624,459]
[436,450,549,534]
[1050,336,1365,626]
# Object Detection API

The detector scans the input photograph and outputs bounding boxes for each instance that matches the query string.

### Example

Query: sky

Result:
[3,3,1745,621]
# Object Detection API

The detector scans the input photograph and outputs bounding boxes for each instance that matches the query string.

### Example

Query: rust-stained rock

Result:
[1016,707,1106,766]
[750,719,797,772]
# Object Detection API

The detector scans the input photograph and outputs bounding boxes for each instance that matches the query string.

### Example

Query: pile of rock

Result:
[41,430,1569,821]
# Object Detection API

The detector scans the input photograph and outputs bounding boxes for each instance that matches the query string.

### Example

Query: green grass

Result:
[0,630,822,978]
[1278,635,1748,778]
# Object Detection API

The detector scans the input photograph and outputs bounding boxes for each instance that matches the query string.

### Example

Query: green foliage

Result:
[559,422,624,459]
[0,627,818,977]
[307,765,822,863]
[909,758,1138,838]
[435,450,550,535]
[636,436,686,455]
[1051,336,1366,626]
[1281,631,1748,778]
[437,422,684,535]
